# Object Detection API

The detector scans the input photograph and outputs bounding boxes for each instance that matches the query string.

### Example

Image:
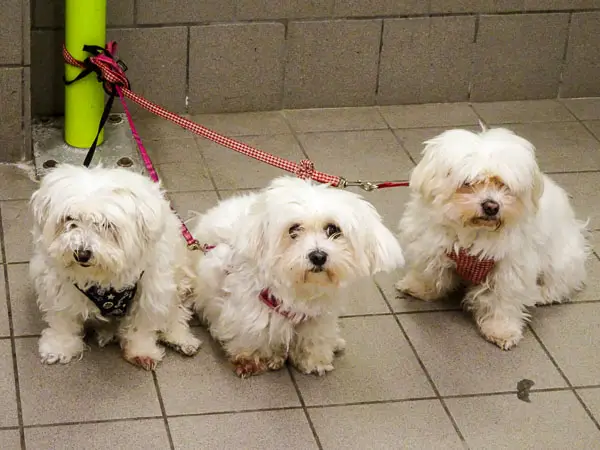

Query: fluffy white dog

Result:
[181,176,404,377]
[396,127,588,350]
[30,164,201,370]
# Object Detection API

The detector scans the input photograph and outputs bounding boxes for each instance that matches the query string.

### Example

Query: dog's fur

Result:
[396,127,588,350]
[30,164,201,370]
[181,176,404,377]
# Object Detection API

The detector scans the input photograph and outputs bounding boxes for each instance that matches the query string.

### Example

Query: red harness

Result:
[259,289,310,325]
[446,248,496,285]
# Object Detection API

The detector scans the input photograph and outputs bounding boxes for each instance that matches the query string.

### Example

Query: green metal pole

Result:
[64,0,106,148]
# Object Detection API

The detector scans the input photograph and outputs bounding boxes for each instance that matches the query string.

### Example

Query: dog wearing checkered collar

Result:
[29,164,201,370]
[395,126,589,350]
[180,176,404,377]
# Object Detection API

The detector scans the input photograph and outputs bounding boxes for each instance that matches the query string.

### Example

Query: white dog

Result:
[181,176,404,377]
[395,127,588,350]
[30,164,201,370]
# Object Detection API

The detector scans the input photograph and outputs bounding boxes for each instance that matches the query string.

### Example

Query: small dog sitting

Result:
[30,164,201,369]
[181,176,404,377]
[396,127,588,350]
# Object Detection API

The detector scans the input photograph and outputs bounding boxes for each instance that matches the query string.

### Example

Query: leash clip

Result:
[339,178,379,191]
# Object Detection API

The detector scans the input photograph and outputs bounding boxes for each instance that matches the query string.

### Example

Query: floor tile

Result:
[363,181,413,231]
[169,410,317,450]
[133,115,193,141]
[531,303,600,386]
[2,200,32,263]
[200,133,306,190]
[155,328,300,415]
[398,311,566,396]
[376,270,462,313]
[0,271,9,337]
[0,340,17,427]
[25,419,170,450]
[446,391,600,449]
[577,256,600,301]
[294,316,433,406]
[309,401,463,450]
[380,103,479,129]
[145,137,203,165]
[284,107,387,133]
[562,98,600,121]
[191,111,290,136]
[168,190,219,223]
[8,264,44,336]
[509,122,600,172]
[0,164,38,201]
[16,337,161,425]
[154,162,214,192]
[0,430,20,450]
[578,388,600,421]
[585,120,600,140]
[473,99,576,124]
[552,172,600,230]
[298,129,414,182]
[591,231,600,255]
[393,125,480,162]
[339,279,390,316]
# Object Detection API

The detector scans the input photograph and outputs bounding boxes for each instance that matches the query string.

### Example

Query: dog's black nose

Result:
[74,249,92,264]
[482,200,500,216]
[308,250,328,267]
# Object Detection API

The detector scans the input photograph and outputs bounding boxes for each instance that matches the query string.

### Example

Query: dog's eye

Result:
[288,224,302,239]
[65,216,77,229]
[325,223,342,239]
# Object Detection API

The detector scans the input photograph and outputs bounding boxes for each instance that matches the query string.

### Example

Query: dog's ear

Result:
[351,200,404,275]
[30,189,50,227]
[233,199,268,260]
[409,147,444,202]
[530,168,545,210]
[112,187,163,242]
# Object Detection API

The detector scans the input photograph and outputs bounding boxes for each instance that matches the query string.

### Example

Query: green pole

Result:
[64,0,106,148]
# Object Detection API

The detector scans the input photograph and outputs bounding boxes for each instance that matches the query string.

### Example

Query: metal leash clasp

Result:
[338,178,379,192]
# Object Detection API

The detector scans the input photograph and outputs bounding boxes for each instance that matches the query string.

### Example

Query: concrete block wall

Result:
[30,1,600,119]
[0,0,31,162]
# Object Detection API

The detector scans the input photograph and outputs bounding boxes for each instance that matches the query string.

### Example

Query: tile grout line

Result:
[279,111,312,161]
[11,383,600,430]
[373,281,469,448]
[286,366,323,450]
[0,205,25,450]
[527,324,600,431]
[151,371,175,450]
[190,135,221,199]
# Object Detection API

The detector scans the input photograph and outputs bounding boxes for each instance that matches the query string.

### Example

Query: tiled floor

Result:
[2,98,600,449]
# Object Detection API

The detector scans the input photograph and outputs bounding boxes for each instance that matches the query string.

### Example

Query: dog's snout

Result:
[482,200,500,216]
[308,250,328,267]
[74,249,92,264]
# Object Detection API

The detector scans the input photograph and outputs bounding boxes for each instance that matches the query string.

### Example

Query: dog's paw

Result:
[478,318,523,351]
[130,356,159,371]
[293,354,335,376]
[166,335,202,357]
[95,329,118,348]
[232,357,267,379]
[334,337,346,353]
[395,275,440,302]
[39,332,84,365]
[123,341,165,371]
[266,355,286,371]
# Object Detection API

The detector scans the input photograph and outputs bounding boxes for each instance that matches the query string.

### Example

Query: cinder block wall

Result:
[0,0,31,162]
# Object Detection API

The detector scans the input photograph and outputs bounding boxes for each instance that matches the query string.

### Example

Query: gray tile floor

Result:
[2,99,600,449]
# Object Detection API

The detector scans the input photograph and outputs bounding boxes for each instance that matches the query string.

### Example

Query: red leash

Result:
[62,42,409,249]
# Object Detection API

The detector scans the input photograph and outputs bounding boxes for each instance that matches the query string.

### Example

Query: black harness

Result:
[74,273,143,317]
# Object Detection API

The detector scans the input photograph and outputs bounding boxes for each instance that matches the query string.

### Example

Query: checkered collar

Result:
[74,272,143,317]
[446,248,495,285]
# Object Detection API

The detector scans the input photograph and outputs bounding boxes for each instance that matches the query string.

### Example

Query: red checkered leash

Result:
[63,42,409,191]
[62,42,409,250]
